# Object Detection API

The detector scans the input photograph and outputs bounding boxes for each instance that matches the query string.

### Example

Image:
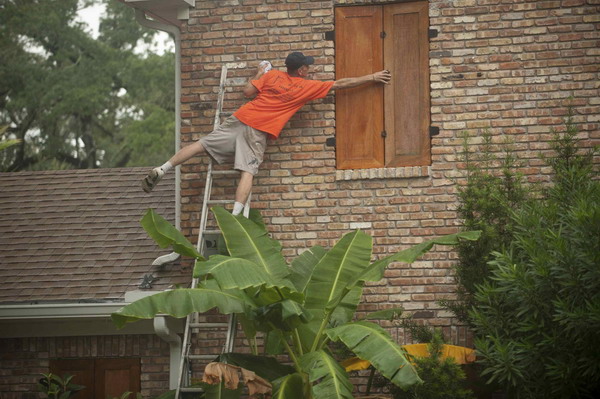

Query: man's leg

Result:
[167,141,206,167]
[142,141,206,193]
[232,171,253,216]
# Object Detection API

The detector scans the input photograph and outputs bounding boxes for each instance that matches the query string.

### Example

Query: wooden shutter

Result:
[383,1,431,166]
[95,358,141,399]
[335,6,385,170]
[50,359,95,399]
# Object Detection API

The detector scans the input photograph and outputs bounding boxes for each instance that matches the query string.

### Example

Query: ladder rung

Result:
[207,199,234,205]
[189,322,229,328]
[188,354,219,361]
[202,229,221,235]
[211,169,238,176]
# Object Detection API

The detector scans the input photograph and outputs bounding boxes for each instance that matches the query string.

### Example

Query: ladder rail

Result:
[196,160,214,267]
[213,64,228,130]
[176,64,246,398]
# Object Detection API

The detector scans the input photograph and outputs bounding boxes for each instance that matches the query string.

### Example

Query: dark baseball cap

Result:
[285,52,315,70]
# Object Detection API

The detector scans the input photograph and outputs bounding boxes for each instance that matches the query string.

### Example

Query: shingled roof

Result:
[0,168,190,304]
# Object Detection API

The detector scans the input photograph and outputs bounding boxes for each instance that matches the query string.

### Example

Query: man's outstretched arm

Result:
[243,63,270,98]
[331,70,391,90]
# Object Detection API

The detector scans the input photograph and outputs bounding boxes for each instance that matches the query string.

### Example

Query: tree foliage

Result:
[0,0,174,171]
[469,115,600,397]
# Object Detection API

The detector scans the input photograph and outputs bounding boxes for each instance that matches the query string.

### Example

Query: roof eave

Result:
[119,0,195,27]
[0,302,128,320]
[0,290,163,320]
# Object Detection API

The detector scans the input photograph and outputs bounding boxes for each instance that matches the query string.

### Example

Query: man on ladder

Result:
[142,51,391,215]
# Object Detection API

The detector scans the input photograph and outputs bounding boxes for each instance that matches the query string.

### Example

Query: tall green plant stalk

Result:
[112,207,480,398]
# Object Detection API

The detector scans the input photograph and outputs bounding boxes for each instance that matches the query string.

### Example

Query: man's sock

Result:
[160,161,173,174]
[232,201,244,216]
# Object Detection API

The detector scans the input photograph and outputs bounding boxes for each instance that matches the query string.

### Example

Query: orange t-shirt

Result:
[234,70,334,138]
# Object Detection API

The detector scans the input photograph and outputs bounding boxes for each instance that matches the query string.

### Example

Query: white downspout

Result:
[134,10,181,267]
[153,316,182,389]
[134,11,184,390]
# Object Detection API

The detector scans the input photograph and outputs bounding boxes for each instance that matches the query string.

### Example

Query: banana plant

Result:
[112,207,480,398]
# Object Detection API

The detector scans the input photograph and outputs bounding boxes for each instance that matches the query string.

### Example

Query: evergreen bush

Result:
[470,114,600,397]
[441,130,528,324]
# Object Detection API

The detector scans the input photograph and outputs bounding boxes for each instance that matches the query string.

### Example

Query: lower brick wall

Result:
[0,335,170,399]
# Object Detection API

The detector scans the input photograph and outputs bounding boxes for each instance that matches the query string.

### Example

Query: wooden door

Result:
[50,358,141,399]
[95,358,141,399]
[49,359,95,399]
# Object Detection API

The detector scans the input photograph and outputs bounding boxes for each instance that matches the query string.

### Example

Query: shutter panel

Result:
[384,1,431,167]
[335,6,385,170]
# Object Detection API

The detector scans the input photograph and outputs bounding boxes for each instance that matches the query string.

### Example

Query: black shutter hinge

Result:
[429,126,440,137]
[326,137,336,147]
[380,31,386,39]
[381,130,387,138]
[428,28,439,39]
[325,30,335,42]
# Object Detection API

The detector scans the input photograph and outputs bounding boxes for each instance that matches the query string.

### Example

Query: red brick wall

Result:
[0,335,170,399]
[178,0,599,347]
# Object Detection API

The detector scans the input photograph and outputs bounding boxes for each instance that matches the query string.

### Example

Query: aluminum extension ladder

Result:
[176,64,250,398]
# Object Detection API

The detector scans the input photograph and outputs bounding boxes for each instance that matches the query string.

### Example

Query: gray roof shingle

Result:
[0,168,190,304]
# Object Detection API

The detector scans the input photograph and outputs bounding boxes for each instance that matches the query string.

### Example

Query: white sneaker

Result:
[142,167,165,193]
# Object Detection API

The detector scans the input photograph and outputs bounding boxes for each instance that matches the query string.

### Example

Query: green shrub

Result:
[470,115,600,397]
[440,130,528,324]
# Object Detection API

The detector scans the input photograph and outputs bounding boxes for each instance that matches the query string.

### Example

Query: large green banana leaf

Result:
[304,230,372,312]
[327,321,422,389]
[349,231,481,287]
[289,246,326,293]
[271,373,305,399]
[296,314,322,354]
[252,299,312,332]
[300,350,354,399]
[237,313,258,342]
[193,255,281,290]
[247,209,282,252]
[141,208,203,259]
[296,286,364,353]
[253,286,304,306]
[329,285,364,327]
[213,207,289,281]
[111,285,252,328]
[264,329,285,355]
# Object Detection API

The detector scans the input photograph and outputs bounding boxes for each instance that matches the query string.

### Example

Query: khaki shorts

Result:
[199,116,268,175]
